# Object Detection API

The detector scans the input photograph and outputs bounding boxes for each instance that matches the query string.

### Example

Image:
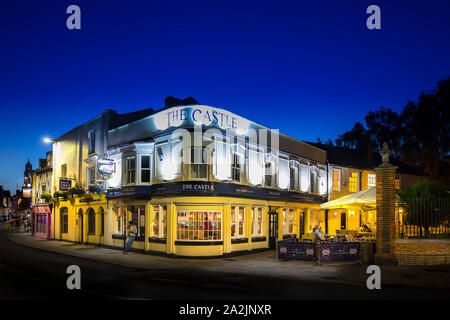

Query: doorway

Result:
[78,209,84,244]
[340,211,347,230]
[268,211,278,249]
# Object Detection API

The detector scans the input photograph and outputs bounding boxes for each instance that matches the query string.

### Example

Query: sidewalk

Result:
[8,233,450,289]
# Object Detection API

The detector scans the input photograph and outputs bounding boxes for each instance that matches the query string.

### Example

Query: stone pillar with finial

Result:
[374,142,398,265]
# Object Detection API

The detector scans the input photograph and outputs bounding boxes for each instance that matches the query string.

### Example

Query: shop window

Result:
[190,147,208,179]
[368,174,376,188]
[283,208,295,234]
[252,207,263,236]
[88,130,96,154]
[131,205,146,237]
[126,157,136,184]
[115,207,125,235]
[231,153,241,182]
[60,207,68,234]
[177,210,222,241]
[332,169,341,192]
[231,206,245,238]
[141,155,151,183]
[152,205,167,238]
[349,172,358,192]
[87,208,95,235]
[99,207,105,235]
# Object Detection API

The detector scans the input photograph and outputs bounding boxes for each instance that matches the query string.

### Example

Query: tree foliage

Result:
[333,78,450,182]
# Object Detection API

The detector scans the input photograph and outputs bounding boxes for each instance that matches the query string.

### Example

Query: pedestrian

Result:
[123,222,137,254]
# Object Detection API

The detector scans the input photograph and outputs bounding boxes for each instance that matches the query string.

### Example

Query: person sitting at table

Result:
[360,224,372,233]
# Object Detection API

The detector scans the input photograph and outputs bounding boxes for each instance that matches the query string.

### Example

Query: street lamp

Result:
[43,137,54,144]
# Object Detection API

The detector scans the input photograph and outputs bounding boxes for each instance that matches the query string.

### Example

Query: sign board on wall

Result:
[97,158,115,180]
[59,179,72,191]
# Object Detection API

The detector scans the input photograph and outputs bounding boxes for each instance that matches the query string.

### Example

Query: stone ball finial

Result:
[381,142,391,163]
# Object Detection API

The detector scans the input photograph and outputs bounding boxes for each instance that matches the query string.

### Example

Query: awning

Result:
[320,187,400,209]
[320,187,377,209]
[32,205,51,214]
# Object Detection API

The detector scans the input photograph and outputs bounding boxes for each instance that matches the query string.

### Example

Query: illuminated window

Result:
[126,157,136,184]
[190,147,208,179]
[231,153,241,182]
[290,166,298,190]
[349,172,358,192]
[395,178,400,190]
[99,207,105,235]
[141,155,151,183]
[332,169,341,192]
[368,174,376,188]
[177,210,222,241]
[231,206,245,238]
[252,207,263,236]
[131,205,146,237]
[283,209,295,234]
[115,207,125,235]
[152,205,167,238]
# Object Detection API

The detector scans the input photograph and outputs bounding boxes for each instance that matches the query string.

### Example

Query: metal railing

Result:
[397,196,450,239]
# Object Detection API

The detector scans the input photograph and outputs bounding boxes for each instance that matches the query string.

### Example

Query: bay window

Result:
[231,206,245,238]
[177,210,222,241]
[300,164,310,192]
[152,205,167,238]
[278,157,290,189]
[231,153,241,182]
[247,149,264,186]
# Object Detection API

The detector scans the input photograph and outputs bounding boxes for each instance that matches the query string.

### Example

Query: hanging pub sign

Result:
[59,178,72,191]
[97,158,115,180]
[22,188,32,198]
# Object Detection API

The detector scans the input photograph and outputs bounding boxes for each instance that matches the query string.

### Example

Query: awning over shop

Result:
[32,205,51,214]
[320,187,401,209]
[320,187,377,209]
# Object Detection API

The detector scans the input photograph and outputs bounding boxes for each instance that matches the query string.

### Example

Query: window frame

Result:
[126,156,136,184]
[251,207,264,237]
[332,169,341,192]
[231,153,241,182]
[140,155,151,183]
[368,173,376,188]
[176,210,222,241]
[60,207,68,234]
[151,205,167,239]
[88,129,96,155]
[190,147,209,180]
[283,208,295,235]
[349,172,358,193]
[231,206,245,238]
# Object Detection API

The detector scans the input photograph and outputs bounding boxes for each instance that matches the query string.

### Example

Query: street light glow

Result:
[43,137,53,144]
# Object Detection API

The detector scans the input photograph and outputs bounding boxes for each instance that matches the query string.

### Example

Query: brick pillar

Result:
[374,143,398,265]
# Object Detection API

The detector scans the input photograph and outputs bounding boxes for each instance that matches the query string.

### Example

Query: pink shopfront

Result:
[32,204,52,239]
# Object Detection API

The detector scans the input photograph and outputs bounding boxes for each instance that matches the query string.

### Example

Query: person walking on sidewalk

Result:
[123,222,137,254]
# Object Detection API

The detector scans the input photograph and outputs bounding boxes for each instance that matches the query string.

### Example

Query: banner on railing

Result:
[277,240,317,261]
[319,242,360,263]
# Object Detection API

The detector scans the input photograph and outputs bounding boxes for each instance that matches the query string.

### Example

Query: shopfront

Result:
[32,204,52,239]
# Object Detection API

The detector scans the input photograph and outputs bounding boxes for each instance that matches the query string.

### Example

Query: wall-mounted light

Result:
[43,137,54,144]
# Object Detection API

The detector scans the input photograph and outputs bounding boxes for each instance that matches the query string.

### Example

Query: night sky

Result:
[1,0,449,192]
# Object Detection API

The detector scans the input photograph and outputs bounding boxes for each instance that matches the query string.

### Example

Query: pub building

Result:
[51,104,329,257]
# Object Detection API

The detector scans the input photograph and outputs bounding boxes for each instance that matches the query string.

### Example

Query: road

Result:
[0,223,448,300]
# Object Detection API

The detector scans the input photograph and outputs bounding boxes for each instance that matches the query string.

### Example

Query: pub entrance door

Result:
[268,211,278,249]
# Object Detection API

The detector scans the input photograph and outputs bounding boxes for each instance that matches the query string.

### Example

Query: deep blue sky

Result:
[1,0,449,192]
